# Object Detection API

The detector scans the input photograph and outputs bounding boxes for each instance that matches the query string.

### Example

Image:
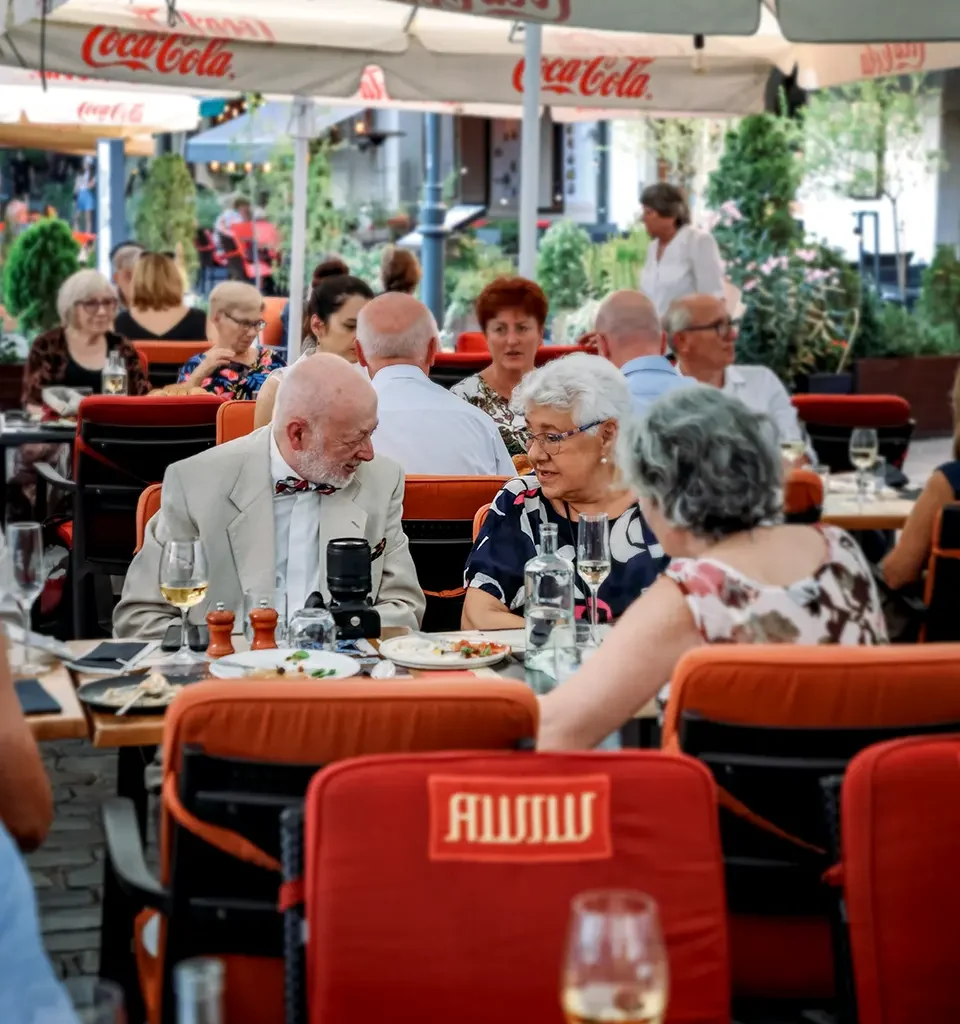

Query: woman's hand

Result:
[186,346,236,385]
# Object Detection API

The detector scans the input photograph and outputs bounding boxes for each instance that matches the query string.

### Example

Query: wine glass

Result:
[848,428,879,508]
[6,522,45,675]
[173,957,224,1024]
[562,890,669,1024]
[779,423,809,469]
[76,979,126,1023]
[577,513,610,648]
[159,539,208,667]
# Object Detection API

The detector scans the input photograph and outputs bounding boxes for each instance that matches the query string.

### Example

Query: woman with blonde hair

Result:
[114,252,207,341]
[882,370,960,589]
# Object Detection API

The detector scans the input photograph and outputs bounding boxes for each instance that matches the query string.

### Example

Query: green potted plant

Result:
[134,153,199,278]
[536,219,591,341]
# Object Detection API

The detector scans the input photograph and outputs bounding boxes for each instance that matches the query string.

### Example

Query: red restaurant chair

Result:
[102,677,538,1024]
[455,331,488,353]
[291,750,730,1024]
[783,468,824,523]
[260,296,287,352]
[216,400,258,445]
[429,351,492,389]
[791,394,914,471]
[839,734,960,1024]
[135,483,162,553]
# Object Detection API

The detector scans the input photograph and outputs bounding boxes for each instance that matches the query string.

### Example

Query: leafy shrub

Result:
[876,302,959,357]
[3,219,80,335]
[443,242,515,329]
[919,245,960,330]
[584,226,649,298]
[536,219,591,312]
[134,154,198,276]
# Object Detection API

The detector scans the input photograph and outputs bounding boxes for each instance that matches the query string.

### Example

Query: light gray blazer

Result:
[113,427,425,639]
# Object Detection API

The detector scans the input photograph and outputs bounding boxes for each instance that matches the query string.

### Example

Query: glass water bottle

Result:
[524,522,578,688]
[101,349,128,395]
[174,957,224,1024]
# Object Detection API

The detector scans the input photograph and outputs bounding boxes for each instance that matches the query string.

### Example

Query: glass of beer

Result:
[159,538,209,666]
[562,890,668,1024]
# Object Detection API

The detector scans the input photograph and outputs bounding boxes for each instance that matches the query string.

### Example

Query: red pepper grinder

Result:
[249,606,279,651]
[206,602,235,660]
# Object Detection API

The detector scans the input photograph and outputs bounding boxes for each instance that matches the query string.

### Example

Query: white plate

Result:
[378,634,511,670]
[209,649,359,680]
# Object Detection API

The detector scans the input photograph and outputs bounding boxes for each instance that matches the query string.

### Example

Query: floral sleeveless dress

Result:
[665,525,888,646]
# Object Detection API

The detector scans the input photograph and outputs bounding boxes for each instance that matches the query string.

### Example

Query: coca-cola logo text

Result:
[513,55,654,101]
[359,65,387,102]
[77,101,145,124]
[860,43,927,78]
[130,6,275,41]
[403,0,571,22]
[81,26,235,79]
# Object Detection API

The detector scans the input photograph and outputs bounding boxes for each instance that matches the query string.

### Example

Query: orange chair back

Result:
[842,734,960,1024]
[132,340,211,366]
[144,678,539,1024]
[302,751,729,1024]
[922,503,960,642]
[403,476,509,521]
[472,502,491,542]
[261,296,287,351]
[216,400,258,444]
[135,483,162,553]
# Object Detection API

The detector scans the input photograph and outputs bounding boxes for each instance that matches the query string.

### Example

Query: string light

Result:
[243,161,253,172]
[226,161,236,173]
[355,119,366,134]
[210,160,221,172]
[263,162,272,173]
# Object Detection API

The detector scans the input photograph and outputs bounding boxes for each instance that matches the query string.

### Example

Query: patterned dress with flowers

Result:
[450,374,528,457]
[665,525,887,645]
[177,348,286,400]
[465,476,668,622]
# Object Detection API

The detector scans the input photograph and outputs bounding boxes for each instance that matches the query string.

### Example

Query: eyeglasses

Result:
[77,297,118,313]
[223,310,267,333]
[521,420,603,456]
[683,318,740,338]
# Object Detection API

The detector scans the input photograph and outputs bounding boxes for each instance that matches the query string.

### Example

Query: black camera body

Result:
[306,538,381,641]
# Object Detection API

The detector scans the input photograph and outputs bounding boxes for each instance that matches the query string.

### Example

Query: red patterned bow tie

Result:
[274,477,338,496]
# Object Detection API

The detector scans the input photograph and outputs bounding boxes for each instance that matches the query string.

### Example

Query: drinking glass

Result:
[577,513,610,648]
[848,428,879,508]
[562,890,669,1024]
[873,455,888,501]
[77,979,126,1024]
[287,607,336,651]
[6,522,45,675]
[158,539,208,666]
[174,957,224,1024]
[779,429,808,469]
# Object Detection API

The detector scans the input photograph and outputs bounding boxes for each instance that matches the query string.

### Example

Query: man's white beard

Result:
[298,447,355,489]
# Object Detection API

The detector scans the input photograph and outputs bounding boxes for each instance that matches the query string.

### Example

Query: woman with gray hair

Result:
[462,352,669,630]
[538,387,887,750]
[20,269,149,408]
[639,182,725,317]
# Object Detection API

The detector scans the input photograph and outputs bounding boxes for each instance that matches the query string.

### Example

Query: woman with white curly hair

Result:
[538,386,887,751]
[462,352,669,630]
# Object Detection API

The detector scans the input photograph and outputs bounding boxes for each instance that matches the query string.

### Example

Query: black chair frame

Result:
[402,518,475,632]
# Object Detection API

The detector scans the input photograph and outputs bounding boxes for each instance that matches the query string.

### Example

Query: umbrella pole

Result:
[286,97,312,363]
[518,23,542,279]
[420,112,446,326]
[248,165,261,291]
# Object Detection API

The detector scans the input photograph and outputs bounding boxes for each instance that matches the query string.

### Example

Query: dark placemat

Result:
[15,679,62,716]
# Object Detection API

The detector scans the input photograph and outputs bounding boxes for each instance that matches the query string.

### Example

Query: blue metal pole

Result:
[595,120,610,227]
[420,112,447,327]
[95,138,126,279]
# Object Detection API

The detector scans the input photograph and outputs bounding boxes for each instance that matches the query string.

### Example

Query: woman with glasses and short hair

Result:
[114,251,207,342]
[178,280,285,399]
[462,352,668,631]
[20,268,149,408]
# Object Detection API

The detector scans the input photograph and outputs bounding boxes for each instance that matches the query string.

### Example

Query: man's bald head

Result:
[273,352,378,485]
[355,292,439,375]
[594,290,665,368]
[665,294,736,385]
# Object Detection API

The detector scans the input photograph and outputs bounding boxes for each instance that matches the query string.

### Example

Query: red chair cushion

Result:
[55,521,73,547]
[304,751,730,1024]
[456,332,489,354]
[791,394,911,427]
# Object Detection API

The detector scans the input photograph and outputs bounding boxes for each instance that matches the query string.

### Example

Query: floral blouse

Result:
[178,348,285,400]
[665,525,888,645]
[465,476,669,622]
[450,373,527,457]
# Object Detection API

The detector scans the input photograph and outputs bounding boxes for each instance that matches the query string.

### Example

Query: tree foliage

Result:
[133,154,199,275]
[536,219,591,312]
[3,219,80,334]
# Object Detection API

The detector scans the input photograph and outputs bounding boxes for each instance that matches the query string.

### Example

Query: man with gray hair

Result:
[114,352,424,637]
[356,292,514,476]
[110,241,144,309]
[594,289,696,413]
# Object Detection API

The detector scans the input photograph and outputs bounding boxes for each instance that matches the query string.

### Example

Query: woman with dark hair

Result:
[450,276,547,457]
[639,182,725,316]
[380,246,421,294]
[254,259,374,427]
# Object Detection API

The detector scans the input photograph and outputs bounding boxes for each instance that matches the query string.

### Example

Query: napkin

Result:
[41,387,85,417]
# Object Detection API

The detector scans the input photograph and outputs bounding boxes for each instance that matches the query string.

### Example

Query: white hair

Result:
[355,305,438,361]
[664,299,695,340]
[57,270,117,326]
[111,244,143,275]
[512,352,634,428]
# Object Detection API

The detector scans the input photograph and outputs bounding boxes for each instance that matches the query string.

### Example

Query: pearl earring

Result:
[601,456,608,464]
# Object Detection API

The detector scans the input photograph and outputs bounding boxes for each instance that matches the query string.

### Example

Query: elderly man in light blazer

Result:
[114,352,425,639]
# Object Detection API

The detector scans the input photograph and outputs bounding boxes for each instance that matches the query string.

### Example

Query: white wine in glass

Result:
[562,890,669,1024]
[159,539,208,666]
[577,514,611,648]
[780,438,807,464]
[848,428,879,506]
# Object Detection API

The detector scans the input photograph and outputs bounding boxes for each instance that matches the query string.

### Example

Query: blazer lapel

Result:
[316,476,368,603]
[226,431,277,598]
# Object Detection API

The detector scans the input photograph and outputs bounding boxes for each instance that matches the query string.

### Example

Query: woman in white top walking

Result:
[639,183,725,317]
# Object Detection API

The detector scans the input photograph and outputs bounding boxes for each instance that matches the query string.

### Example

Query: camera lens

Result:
[326,538,372,600]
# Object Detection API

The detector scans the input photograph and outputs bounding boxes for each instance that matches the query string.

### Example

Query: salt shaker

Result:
[206,603,235,660]
[249,606,279,650]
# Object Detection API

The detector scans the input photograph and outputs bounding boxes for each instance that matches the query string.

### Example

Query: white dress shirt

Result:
[640,225,726,316]
[371,364,515,476]
[269,432,322,614]
[722,365,805,445]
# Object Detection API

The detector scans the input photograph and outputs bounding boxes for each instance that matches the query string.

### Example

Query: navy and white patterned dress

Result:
[464,476,669,623]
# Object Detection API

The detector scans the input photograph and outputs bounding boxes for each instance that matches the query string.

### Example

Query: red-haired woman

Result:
[450,276,547,457]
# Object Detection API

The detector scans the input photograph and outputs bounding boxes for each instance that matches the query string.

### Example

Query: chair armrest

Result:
[102,797,169,913]
[34,461,76,493]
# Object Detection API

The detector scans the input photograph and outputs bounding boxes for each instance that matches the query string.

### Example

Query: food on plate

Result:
[441,639,508,659]
[100,672,183,709]
[242,652,336,679]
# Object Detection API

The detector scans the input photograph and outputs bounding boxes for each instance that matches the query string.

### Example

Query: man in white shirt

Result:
[666,294,806,447]
[114,353,424,638]
[594,290,695,414]
[356,292,515,476]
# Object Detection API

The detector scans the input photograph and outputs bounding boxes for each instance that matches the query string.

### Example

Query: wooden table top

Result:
[26,661,90,742]
[822,492,916,531]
